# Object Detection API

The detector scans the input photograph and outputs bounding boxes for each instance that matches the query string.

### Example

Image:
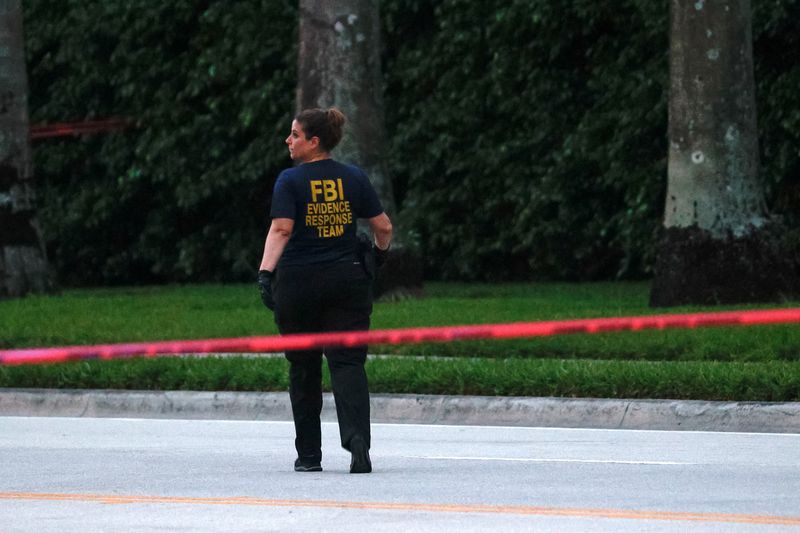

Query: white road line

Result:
[400,455,694,465]
[377,421,800,437]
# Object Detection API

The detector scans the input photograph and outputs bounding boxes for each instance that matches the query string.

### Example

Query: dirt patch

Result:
[649,223,799,307]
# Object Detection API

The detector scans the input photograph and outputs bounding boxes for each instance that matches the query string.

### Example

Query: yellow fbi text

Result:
[307,178,353,238]
[310,179,345,202]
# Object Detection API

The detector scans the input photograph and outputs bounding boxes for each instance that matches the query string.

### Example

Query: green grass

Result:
[2,282,800,400]
[2,282,799,362]
[0,356,797,401]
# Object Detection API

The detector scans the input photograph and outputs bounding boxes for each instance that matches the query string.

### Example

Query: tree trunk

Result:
[650,0,797,306]
[0,0,52,299]
[296,0,422,298]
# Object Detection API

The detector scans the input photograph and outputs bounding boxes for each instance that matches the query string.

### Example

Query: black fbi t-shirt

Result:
[270,159,384,268]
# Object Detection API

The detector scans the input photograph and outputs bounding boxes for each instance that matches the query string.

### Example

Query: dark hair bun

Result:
[327,107,346,129]
[295,107,347,152]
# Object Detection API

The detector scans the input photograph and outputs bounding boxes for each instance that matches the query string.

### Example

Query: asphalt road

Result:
[1,416,799,532]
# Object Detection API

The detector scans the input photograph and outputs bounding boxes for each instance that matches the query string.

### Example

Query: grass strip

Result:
[1,282,799,362]
[2,282,799,401]
[1,356,798,402]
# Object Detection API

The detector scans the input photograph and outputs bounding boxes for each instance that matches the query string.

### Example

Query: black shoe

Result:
[349,436,372,474]
[294,458,322,472]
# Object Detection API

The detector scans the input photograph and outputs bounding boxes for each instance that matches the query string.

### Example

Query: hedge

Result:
[22,0,800,284]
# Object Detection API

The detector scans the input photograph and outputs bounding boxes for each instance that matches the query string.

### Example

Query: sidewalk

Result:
[1,388,798,433]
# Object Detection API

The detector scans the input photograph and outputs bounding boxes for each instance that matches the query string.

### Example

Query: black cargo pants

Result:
[273,261,372,464]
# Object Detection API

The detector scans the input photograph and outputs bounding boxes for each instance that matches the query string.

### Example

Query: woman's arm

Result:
[368,212,392,250]
[259,218,295,271]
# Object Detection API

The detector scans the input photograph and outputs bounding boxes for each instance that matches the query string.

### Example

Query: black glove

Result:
[374,244,390,268]
[257,269,275,310]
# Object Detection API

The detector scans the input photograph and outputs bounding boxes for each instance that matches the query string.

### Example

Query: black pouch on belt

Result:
[357,232,376,280]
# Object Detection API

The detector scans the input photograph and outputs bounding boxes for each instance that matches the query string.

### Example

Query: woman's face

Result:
[285,120,317,163]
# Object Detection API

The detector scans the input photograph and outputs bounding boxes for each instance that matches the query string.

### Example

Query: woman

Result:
[258,107,392,474]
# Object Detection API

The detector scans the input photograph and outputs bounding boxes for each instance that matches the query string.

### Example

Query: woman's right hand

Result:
[258,270,275,310]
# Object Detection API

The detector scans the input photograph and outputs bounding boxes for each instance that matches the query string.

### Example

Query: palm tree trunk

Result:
[0,0,52,298]
[296,0,422,297]
[650,0,797,306]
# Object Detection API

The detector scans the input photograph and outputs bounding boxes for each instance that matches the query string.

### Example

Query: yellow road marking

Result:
[1,492,799,525]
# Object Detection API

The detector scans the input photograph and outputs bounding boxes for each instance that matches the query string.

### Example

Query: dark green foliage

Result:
[754,0,800,202]
[383,0,799,281]
[24,0,297,284]
[22,0,800,283]
[752,0,800,265]
[383,0,669,280]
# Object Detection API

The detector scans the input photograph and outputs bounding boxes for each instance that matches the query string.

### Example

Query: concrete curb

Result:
[1,388,799,433]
